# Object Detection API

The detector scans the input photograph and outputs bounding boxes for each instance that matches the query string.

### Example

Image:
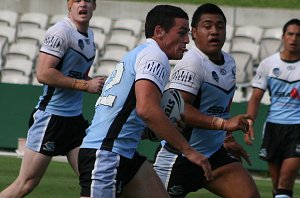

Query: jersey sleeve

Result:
[40,22,69,58]
[252,59,268,90]
[169,51,205,95]
[135,48,170,93]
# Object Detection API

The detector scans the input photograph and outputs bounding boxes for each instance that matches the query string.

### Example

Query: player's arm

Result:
[36,52,103,93]
[180,90,250,133]
[135,80,213,181]
[244,87,265,145]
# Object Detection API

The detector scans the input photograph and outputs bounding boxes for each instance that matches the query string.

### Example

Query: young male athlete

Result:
[78,5,213,198]
[245,19,300,198]
[153,4,260,198]
[0,0,104,197]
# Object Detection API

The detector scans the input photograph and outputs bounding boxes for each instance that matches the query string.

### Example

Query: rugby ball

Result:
[160,89,185,123]
[144,89,185,142]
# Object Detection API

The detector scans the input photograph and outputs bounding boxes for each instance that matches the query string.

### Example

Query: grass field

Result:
[1,156,299,197]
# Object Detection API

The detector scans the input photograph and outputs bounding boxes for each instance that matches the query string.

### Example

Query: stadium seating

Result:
[0,9,18,27]
[0,10,285,87]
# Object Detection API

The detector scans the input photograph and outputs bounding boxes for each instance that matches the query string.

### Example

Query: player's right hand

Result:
[224,114,252,133]
[87,77,105,94]
[183,147,213,181]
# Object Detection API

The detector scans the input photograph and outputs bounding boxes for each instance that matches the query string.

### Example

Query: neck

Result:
[280,50,300,62]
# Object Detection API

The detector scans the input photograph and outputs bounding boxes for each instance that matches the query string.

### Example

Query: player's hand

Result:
[244,119,255,145]
[224,138,252,166]
[86,77,105,94]
[223,114,252,133]
[183,147,213,181]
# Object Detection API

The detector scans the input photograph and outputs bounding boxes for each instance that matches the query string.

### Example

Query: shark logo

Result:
[43,141,55,152]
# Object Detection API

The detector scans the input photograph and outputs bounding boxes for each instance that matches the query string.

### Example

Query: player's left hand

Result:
[224,136,252,166]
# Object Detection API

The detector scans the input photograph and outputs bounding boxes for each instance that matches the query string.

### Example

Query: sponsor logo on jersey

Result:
[171,69,195,85]
[287,65,296,70]
[44,35,63,51]
[212,71,219,83]
[78,39,84,50]
[274,88,300,99]
[43,141,55,152]
[143,61,167,83]
[207,106,230,116]
[273,68,281,77]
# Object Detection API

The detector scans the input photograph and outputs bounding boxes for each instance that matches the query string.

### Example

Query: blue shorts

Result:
[78,148,146,198]
[26,109,88,156]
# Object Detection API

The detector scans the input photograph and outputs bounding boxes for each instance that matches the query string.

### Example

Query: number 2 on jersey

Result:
[96,62,124,107]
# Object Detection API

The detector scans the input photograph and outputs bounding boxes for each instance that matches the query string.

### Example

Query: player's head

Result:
[281,18,300,53]
[145,5,190,60]
[191,3,226,58]
[282,18,300,35]
[145,5,189,38]
[191,3,226,28]
[67,0,96,30]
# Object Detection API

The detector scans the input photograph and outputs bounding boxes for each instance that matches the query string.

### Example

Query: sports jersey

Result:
[81,39,171,159]
[252,52,300,124]
[37,17,96,117]
[167,46,236,157]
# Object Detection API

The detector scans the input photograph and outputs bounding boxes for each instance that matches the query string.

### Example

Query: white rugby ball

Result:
[160,89,184,123]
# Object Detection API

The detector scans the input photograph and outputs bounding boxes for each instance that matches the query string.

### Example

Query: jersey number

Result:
[95,62,124,107]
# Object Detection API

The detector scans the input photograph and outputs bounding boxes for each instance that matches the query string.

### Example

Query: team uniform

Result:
[153,46,238,197]
[252,52,300,163]
[79,38,171,197]
[26,17,95,156]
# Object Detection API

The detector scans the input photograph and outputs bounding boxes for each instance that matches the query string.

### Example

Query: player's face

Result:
[282,24,300,54]
[68,0,96,25]
[161,18,190,60]
[192,14,226,58]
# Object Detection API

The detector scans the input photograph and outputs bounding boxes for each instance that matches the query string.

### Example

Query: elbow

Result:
[35,69,47,84]
[136,103,152,123]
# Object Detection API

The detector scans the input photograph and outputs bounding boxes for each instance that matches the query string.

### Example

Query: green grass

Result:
[124,0,300,9]
[1,156,299,197]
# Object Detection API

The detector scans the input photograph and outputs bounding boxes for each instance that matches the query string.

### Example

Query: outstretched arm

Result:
[244,88,265,145]
[180,91,251,133]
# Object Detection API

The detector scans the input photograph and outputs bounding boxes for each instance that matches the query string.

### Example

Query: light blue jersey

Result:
[252,52,300,124]
[81,39,171,159]
[167,46,236,157]
[37,17,95,116]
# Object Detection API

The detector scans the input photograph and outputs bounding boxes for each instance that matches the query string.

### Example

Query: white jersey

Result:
[167,46,236,157]
[252,52,300,124]
[81,39,171,159]
[37,17,95,116]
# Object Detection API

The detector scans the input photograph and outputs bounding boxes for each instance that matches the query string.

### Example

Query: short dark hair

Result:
[282,18,300,35]
[145,5,189,38]
[191,3,226,28]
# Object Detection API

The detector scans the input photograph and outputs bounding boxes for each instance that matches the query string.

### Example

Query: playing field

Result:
[0,156,299,197]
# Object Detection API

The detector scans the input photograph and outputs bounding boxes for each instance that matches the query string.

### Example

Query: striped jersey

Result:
[37,17,95,116]
[252,52,300,124]
[80,39,171,159]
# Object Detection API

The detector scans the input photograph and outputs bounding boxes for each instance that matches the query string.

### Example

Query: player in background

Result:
[78,5,213,198]
[244,19,300,198]
[0,0,104,197]
[153,3,260,198]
